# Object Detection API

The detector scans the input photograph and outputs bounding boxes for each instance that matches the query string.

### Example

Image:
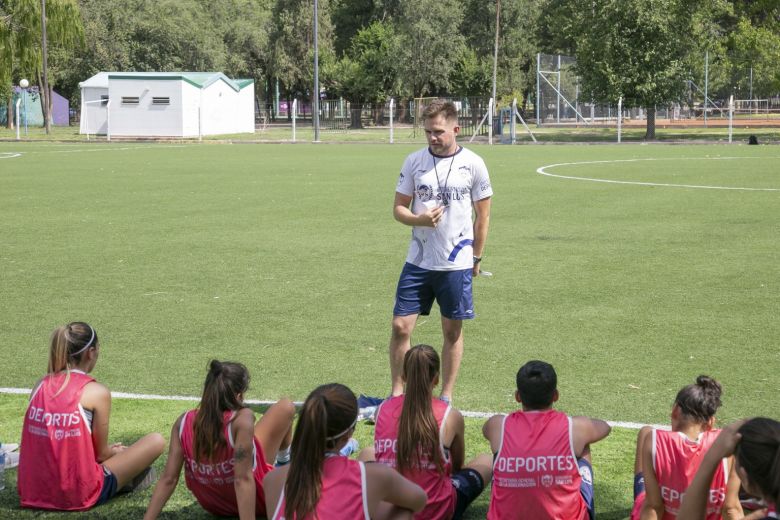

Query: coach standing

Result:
[389,99,493,402]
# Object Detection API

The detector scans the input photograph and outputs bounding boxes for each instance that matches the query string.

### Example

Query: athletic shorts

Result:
[578,458,596,520]
[451,467,485,520]
[94,465,119,506]
[393,263,474,320]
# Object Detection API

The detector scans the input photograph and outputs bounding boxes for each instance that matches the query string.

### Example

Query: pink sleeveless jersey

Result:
[18,371,104,511]
[630,429,727,520]
[271,456,369,519]
[180,408,274,517]
[488,409,588,520]
[373,395,455,520]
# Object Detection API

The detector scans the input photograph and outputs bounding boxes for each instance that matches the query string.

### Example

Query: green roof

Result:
[107,72,254,91]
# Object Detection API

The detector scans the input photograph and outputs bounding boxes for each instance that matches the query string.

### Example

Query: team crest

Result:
[541,474,554,488]
[415,184,433,202]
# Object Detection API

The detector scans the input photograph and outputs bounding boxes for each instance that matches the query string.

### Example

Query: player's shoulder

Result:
[404,147,430,164]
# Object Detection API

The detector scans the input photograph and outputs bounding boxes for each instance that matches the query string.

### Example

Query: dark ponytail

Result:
[736,417,780,508]
[285,383,357,520]
[674,375,722,424]
[193,360,249,462]
[397,344,444,475]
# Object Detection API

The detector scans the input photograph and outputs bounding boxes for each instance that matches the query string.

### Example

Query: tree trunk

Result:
[645,106,656,140]
[350,101,363,129]
[373,104,383,126]
[6,97,14,129]
[398,99,409,124]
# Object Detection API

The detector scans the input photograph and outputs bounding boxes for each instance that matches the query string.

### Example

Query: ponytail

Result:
[736,417,780,508]
[397,344,444,475]
[47,322,99,396]
[674,375,723,424]
[285,383,357,519]
[193,360,249,462]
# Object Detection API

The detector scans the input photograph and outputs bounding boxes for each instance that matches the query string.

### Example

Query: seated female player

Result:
[263,382,427,519]
[679,417,780,520]
[18,322,165,510]
[360,344,492,520]
[144,360,295,519]
[631,375,743,519]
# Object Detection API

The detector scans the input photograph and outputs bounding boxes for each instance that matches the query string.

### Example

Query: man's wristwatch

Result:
[473,256,482,265]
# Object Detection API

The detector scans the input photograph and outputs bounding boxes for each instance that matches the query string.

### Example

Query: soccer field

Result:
[1,141,778,518]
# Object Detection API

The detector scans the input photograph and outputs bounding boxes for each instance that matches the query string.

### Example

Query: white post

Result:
[704,50,709,127]
[536,53,541,127]
[488,98,494,145]
[511,98,517,144]
[15,99,21,140]
[389,98,395,144]
[292,99,297,142]
[617,96,623,143]
[728,95,733,143]
[106,100,111,141]
[198,89,203,141]
[556,55,561,123]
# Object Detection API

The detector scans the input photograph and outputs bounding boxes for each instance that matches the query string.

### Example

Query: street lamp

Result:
[19,78,29,135]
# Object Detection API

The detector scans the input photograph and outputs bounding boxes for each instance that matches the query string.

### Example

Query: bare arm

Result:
[144,417,185,520]
[81,381,123,462]
[482,414,504,453]
[366,462,427,513]
[639,432,664,520]
[722,456,745,520]
[446,409,466,472]
[471,196,491,274]
[571,416,611,456]
[232,408,258,520]
[393,191,443,228]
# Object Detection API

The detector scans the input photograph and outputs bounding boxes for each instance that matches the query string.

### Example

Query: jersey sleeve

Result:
[471,157,493,201]
[396,155,415,196]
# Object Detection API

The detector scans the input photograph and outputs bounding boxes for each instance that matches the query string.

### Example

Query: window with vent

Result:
[152,97,170,105]
[121,96,139,105]
[100,95,109,106]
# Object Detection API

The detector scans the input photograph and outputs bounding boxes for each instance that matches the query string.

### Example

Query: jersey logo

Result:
[415,184,434,202]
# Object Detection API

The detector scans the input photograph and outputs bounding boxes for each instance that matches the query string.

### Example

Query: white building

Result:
[79,72,255,137]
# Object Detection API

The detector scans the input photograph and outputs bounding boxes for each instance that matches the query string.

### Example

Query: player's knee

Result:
[277,398,296,421]
[148,432,166,456]
[390,317,413,339]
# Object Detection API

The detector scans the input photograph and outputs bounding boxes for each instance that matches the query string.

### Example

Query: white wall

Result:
[108,79,183,136]
[79,87,108,135]
[236,84,255,133]
[200,80,254,136]
[181,82,201,137]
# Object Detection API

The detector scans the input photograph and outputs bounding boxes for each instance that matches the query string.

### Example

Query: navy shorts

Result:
[578,458,596,520]
[634,472,645,499]
[451,467,485,520]
[94,465,119,506]
[393,263,474,320]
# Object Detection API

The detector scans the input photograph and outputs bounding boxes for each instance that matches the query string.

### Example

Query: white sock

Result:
[275,446,291,464]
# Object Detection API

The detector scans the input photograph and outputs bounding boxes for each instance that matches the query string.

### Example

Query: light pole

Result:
[20,78,29,135]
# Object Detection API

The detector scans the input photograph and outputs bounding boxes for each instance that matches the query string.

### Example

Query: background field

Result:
[1,141,778,518]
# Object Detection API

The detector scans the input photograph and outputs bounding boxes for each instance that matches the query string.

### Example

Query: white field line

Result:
[1,144,195,157]
[0,152,22,159]
[0,387,667,431]
[536,157,780,192]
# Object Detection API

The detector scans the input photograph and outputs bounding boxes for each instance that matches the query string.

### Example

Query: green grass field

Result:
[1,141,778,518]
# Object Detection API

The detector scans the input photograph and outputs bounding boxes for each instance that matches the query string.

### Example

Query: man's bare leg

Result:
[439,317,464,401]
[390,314,418,396]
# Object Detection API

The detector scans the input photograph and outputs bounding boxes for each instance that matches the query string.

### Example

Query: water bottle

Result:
[0,442,6,491]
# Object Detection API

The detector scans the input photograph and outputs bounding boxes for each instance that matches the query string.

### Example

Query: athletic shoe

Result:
[2,451,19,469]
[275,447,291,467]
[357,395,385,424]
[0,443,19,455]
[119,466,157,494]
[339,438,359,457]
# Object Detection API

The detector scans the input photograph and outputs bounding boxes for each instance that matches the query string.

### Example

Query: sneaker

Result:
[274,446,291,467]
[339,438,359,457]
[119,466,157,494]
[3,451,19,469]
[357,395,385,424]
[0,443,19,455]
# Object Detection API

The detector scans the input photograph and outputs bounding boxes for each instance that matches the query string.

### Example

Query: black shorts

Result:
[451,467,486,520]
[94,465,119,506]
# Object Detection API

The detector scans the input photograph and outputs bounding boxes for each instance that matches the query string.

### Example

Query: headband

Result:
[70,325,96,357]
[325,416,357,441]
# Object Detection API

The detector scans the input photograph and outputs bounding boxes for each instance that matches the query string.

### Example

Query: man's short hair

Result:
[516,360,557,410]
[422,100,458,123]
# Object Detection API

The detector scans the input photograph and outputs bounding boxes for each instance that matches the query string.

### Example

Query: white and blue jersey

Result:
[396,146,492,271]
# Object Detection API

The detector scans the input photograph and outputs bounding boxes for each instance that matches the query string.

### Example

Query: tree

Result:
[0,0,83,128]
[570,0,693,139]
[394,0,465,97]
[268,0,334,119]
[327,20,399,127]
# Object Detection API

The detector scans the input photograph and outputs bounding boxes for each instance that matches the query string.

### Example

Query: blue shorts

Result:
[578,458,595,520]
[94,465,119,506]
[393,263,474,320]
[451,467,485,520]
